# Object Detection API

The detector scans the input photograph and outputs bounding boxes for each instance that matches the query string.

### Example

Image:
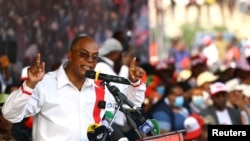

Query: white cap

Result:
[202,35,212,45]
[210,82,227,96]
[245,48,250,58]
[184,117,200,132]
[99,38,123,56]
[241,84,250,98]
[177,70,192,82]
[196,71,218,86]
[225,79,241,92]
[184,114,204,140]
[233,84,244,92]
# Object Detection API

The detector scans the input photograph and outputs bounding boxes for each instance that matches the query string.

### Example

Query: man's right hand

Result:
[26,53,45,89]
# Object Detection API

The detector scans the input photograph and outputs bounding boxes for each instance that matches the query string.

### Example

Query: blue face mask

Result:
[192,95,204,107]
[156,85,165,95]
[174,96,184,108]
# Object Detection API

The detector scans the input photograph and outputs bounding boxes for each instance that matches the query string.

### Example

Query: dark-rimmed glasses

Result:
[71,49,99,62]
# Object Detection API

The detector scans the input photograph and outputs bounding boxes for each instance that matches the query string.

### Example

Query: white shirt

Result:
[2,62,146,141]
[95,57,129,91]
[95,57,143,128]
[216,109,232,125]
[202,44,219,67]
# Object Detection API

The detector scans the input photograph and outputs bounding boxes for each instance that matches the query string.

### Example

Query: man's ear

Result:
[67,51,72,61]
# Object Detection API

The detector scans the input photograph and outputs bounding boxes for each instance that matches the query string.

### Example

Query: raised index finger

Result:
[129,57,137,70]
[35,53,41,66]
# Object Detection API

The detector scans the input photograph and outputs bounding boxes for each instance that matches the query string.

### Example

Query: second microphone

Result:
[85,70,130,85]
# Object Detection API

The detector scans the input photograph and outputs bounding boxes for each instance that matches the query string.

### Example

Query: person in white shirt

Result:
[95,37,142,140]
[201,35,219,71]
[199,82,243,125]
[1,35,146,141]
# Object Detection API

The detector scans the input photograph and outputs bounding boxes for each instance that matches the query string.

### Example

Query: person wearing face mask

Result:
[188,87,207,114]
[156,84,165,96]
[147,84,189,133]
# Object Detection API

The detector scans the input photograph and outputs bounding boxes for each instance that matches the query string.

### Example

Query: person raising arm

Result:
[1,35,146,141]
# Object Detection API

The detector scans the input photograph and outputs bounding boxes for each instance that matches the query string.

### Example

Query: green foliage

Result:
[180,24,204,49]
[211,26,227,32]
[179,23,227,50]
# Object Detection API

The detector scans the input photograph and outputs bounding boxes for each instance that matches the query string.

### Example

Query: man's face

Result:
[201,82,212,93]
[168,86,184,108]
[212,92,228,110]
[68,39,99,79]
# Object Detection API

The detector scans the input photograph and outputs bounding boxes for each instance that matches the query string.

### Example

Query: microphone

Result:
[87,124,110,141]
[138,119,156,135]
[111,129,129,141]
[126,108,158,136]
[94,125,110,141]
[104,111,114,119]
[106,84,137,109]
[85,70,130,85]
[87,123,101,141]
[101,111,114,132]
[150,119,160,135]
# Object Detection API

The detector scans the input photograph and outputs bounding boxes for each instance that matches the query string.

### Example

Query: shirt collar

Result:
[56,61,95,89]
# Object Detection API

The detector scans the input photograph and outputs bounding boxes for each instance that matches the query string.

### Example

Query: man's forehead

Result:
[76,39,98,49]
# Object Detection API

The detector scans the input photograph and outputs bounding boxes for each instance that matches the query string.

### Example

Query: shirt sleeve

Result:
[122,80,146,108]
[2,81,40,123]
[118,65,129,78]
[117,65,146,108]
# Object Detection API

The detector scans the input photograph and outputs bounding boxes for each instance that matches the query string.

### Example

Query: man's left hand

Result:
[128,57,145,83]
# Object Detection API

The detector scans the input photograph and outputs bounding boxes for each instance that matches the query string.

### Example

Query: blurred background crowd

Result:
[1,0,250,141]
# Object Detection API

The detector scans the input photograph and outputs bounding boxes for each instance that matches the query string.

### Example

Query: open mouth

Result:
[81,65,92,70]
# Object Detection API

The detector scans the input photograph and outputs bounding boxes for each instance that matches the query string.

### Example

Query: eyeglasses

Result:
[71,49,99,62]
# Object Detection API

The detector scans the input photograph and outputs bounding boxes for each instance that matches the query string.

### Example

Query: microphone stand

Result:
[105,82,143,139]
[101,82,124,141]
[122,108,143,139]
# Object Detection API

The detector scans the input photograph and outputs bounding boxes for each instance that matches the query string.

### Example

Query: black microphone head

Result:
[87,123,101,141]
[127,108,145,126]
[85,70,96,79]
[109,85,119,96]
[111,129,127,141]
[86,70,130,84]
[94,125,110,141]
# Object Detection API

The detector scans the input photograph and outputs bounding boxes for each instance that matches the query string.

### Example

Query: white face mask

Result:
[192,95,204,107]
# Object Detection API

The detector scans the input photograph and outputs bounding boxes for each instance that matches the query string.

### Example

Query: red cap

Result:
[184,114,204,140]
